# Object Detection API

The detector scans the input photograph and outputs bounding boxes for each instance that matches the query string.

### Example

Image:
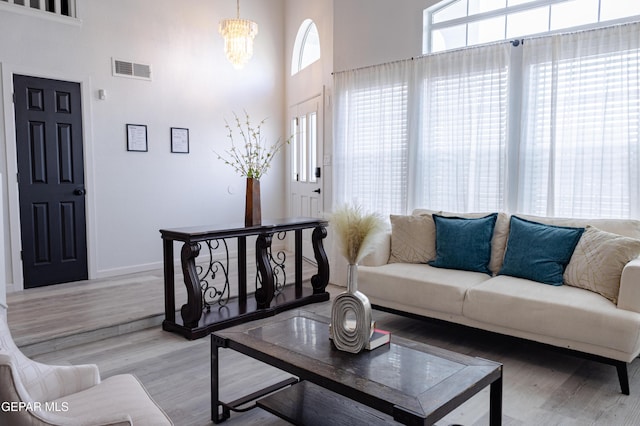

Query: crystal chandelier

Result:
[219,0,258,69]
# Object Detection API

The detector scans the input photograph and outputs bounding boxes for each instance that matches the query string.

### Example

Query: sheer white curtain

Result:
[333,61,412,215]
[333,43,510,216]
[414,44,510,213]
[519,22,640,218]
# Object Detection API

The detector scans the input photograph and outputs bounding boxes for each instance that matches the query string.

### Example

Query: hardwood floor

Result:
[7,269,176,356]
[7,269,640,425]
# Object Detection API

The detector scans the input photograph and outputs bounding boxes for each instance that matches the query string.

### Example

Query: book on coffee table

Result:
[328,322,390,350]
[366,329,390,350]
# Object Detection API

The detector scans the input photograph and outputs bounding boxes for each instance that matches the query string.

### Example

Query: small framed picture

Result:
[171,127,189,153]
[126,124,148,152]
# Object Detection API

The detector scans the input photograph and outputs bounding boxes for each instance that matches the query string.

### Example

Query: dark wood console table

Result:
[160,217,330,340]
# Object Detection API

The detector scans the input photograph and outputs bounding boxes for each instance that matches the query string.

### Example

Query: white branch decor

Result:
[215,111,289,179]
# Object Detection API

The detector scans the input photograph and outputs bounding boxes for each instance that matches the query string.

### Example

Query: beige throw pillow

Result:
[489,212,510,275]
[564,225,640,304]
[388,214,436,264]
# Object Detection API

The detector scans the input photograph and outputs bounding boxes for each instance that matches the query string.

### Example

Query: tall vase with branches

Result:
[215,111,289,226]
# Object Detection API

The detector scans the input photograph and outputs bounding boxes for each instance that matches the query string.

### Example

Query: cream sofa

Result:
[358,210,640,394]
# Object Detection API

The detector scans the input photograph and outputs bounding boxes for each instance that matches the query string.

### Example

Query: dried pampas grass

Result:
[331,205,386,264]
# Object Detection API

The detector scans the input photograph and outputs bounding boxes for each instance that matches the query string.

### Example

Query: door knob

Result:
[312,188,321,194]
[73,188,86,196]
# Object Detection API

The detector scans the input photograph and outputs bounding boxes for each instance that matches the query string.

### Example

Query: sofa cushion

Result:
[564,226,640,304]
[464,275,640,355]
[388,214,436,264]
[358,263,491,316]
[429,213,497,274]
[361,231,392,267]
[499,216,584,286]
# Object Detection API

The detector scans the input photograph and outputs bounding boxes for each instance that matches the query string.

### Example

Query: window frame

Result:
[291,19,321,76]
[0,0,79,22]
[424,0,640,54]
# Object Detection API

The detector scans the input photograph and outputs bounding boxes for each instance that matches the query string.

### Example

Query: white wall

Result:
[333,0,439,72]
[0,0,287,291]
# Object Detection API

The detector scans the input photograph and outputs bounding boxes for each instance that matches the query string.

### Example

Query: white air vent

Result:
[112,58,152,81]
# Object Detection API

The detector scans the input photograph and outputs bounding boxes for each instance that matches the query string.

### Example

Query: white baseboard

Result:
[93,261,164,280]
[5,282,17,295]
[92,241,287,280]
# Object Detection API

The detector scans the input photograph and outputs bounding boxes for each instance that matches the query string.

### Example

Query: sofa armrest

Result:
[361,231,391,267]
[617,258,640,313]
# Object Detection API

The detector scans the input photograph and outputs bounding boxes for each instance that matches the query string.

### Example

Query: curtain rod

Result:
[331,57,415,76]
[330,38,512,76]
[331,18,640,77]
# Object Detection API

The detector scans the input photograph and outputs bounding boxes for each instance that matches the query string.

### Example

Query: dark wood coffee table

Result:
[211,310,502,425]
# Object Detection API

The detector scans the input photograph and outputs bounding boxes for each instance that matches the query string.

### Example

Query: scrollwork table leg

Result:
[163,238,175,323]
[180,242,203,328]
[311,225,330,293]
[255,233,274,309]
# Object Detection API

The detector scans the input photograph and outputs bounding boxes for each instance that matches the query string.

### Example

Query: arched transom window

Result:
[424,0,640,53]
[291,19,321,75]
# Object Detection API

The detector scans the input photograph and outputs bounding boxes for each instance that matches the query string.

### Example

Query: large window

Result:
[334,21,640,219]
[424,0,640,53]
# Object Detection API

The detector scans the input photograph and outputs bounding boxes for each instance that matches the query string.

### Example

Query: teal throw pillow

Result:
[428,213,498,274]
[499,216,584,286]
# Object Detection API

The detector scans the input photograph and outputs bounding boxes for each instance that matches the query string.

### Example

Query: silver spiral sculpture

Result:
[331,264,374,353]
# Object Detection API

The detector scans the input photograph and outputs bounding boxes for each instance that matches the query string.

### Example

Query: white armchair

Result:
[0,313,173,426]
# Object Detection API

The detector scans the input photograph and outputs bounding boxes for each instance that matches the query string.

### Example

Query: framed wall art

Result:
[126,124,148,152]
[171,127,189,153]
